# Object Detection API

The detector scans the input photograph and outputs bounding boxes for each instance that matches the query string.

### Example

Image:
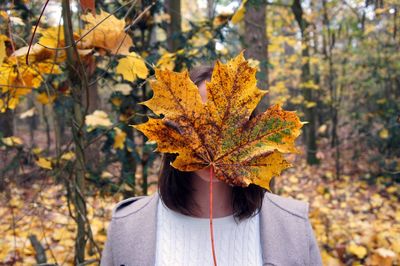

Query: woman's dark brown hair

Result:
[158,64,266,221]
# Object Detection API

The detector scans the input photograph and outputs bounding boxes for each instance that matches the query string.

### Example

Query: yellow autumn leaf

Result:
[289,175,299,184]
[300,80,320,90]
[154,13,171,24]
[1,136,23,146]
[85,110,113,131]
[213,13,230,27]
[19,107,36,119]
[80,10,133,55]
[37,26,66,49]
[13,43,53,63]
[36,26,80,53]
[392,239,400,254]
[119,114,128,122]
[376,98,386,104]
[0,55,60,112]
[318,124,327,134]
[24,26,87,65]
[305,101,317,108]
[231,0,248,24]
[156,51,176,70]
[290,95,304,105]
[0,58,21,88]
[379,128,389,139]
[61,151,75,161]
[113,127,127,150]
[0,10,8,20]
[347,242,367,259]
[375,248,396,258]
[188,48,200,57]
[116,52,149,82]
[51,228,66,242]
[247,58,260,71]
[190,29,213,47]
[375,8,387,15]
[0,34,7,65]
[101,171,113,178]
[9,16,24,26]
[32,147,42,154]
[370,248,396,266]
[110,97,122,107]
[36,26,79,63]
[36,92,56,105]
[0,97,19,112]
[321,250,341,266]
[36,157,53,170]
[114,84,132,95]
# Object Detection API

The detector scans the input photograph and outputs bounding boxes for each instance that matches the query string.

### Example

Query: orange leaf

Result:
[80,10,133,55]
[133,52,303,190]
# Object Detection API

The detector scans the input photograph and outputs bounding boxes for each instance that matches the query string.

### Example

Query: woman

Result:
[100,66,323,266]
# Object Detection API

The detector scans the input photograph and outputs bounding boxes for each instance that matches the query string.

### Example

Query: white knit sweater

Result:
[154,200,263,266]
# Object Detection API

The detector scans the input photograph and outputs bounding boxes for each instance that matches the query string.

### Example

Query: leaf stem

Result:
[209,165,217,266]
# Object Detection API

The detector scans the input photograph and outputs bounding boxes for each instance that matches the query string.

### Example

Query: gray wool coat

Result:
[100,192,323,266]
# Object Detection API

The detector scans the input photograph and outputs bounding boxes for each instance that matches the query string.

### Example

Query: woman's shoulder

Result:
[262,192,310,220]
[110,193,158,219]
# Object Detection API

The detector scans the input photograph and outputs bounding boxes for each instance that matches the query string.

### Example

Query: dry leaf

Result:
[156,51,176,70]
[133,52,303,190]
[116,52,149,82]
[19,107,36,119]
[80,10,133,55]
[379,128,389,139]
[36,92,56,105]
[61,151,75,161]
[1,136,23,146]
[114,84,132,95]
[231,0,247,24]
[347,242,368,259]
[85,110,112,131]
[36,157,52,170]
[113,127,127,150]
[0,34,7,65]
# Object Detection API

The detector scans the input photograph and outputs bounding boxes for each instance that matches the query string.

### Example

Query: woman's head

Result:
[158,64,266,220]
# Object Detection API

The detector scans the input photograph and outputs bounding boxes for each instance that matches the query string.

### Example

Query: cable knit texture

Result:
[154,200,263,266]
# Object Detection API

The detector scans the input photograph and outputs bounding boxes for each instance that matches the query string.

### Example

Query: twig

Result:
[26,0,50,65]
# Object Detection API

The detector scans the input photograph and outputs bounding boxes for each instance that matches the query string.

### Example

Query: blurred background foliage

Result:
[0,0,399,265]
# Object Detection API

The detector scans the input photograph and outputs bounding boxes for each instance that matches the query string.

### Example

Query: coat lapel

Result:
[259,193,308,266]
[113,192,159,266]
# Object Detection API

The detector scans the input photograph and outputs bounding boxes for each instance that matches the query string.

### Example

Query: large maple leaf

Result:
[133,52,303,191]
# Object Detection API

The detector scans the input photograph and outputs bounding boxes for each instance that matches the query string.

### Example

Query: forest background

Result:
[0,0,399,265]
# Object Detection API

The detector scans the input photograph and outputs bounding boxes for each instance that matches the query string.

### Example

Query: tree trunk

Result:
[0,110,14,137]
[165,0,181,52]
[82,56,101,173]
[322,0,342,179]
[244,1,269,110]
[292,0,319,165]
[62,0,88,263]
[207,0,215,19]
